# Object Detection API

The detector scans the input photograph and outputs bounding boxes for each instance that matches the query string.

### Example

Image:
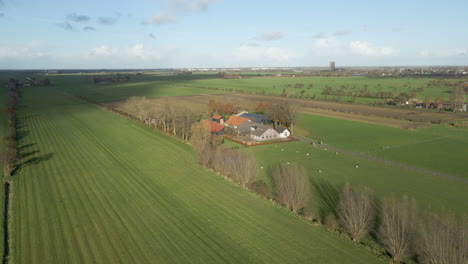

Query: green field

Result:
[11,86,384,263]
[48,74,228,103]
[7,73,463,105]
[183,76,462,103]
[0,86,7,260]
[248,141,467,218]
[296,114,468,180]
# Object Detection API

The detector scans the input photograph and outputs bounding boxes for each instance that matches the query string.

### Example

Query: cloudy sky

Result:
[0,0,467,69]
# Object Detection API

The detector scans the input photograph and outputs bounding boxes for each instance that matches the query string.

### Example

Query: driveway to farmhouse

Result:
[295,136,468,184]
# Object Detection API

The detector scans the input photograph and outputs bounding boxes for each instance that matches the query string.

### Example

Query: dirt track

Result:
[106,93,468,129]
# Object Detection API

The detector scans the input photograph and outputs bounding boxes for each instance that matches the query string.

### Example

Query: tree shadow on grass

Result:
[310,177,341,221]
[11,153,54,175]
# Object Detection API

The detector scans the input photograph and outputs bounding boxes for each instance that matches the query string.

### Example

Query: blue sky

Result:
[0,0,467,69]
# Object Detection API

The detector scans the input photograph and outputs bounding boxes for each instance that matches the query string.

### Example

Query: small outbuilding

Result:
[211,114,225,124]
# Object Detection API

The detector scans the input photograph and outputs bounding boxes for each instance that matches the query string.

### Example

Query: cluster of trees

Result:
[265,101,299,131]
[207,99,237,116]
[450,86,467,112]
[124,97,197,141]
[322,184,467,263]
[1,80,20,177]
[191,123,257,188]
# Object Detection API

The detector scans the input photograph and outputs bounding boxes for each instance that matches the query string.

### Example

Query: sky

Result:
[0,0,467,69]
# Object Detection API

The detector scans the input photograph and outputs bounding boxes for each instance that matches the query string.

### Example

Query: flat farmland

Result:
[0,86,7,259]
[249,141,468,216]
[11,86,384,263]
[296,114,468,180]
[49,74,228,103]
[184,76,465,103]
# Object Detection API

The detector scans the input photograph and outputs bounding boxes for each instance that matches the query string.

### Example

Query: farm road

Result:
[295,136,468,184]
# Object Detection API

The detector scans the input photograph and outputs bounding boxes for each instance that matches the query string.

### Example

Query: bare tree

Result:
[233,151,256,188]
[450,86,466,112]
[190,122,214,167]
[424,96,431,109]
[378,195,417,262]
[178,109,196,141]
[418,212,468,264]
[337,184,374,242]
[272,163,309,212]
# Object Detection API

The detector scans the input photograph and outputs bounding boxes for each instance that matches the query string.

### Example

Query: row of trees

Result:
[267,163,467,263]
[124,97,197,141]
[191,123,257,188]
[1,80,20,177]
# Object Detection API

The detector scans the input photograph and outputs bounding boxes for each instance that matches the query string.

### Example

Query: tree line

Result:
[191,122,257,188]
[267,162,467,263]
[123,97,197,141]
[1,80,20,177]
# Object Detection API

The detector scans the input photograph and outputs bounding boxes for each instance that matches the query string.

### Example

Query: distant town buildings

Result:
[330,61,336,72]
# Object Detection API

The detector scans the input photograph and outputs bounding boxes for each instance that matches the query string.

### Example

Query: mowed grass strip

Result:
[13,87,384,264]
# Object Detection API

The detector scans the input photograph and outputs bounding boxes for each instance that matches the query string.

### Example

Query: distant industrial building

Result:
[330,61,336,72]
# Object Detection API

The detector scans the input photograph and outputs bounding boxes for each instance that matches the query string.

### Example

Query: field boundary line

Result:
[295,136,468,184]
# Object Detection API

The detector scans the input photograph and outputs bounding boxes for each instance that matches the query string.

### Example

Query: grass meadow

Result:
[248,141,467,218]
[184,76,462,103]
[296,114,468,180]
[10,86,384,263]
[24,73,465,104]
[0,86,7,260]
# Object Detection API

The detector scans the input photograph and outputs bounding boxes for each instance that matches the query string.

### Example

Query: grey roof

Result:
[237,121,277,137]
[275,127,286,133]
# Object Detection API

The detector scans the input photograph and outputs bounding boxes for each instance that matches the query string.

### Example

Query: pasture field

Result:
[0,86,7,260]
[183,76,464,103]
[48,74,227,103]
[11,86,384,263]
[8,73,465,106]
[249,141,467,217]
[296,114,468,180]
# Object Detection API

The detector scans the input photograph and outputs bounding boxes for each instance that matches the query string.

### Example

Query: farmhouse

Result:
[201,120,225,135]
[237,121,280,141]
[275,127,290,138]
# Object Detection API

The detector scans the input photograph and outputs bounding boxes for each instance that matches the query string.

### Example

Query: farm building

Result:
[225,116,250,128]
[239,113,270,124]
[237,121,280,141]
[211,114,225,124]
[275,127,290,138]
[201,120,225,135]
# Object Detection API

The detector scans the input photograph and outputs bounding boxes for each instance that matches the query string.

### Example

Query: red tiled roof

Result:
[226,116,250,127]
[212,114,222,119]
[201,120,224,133]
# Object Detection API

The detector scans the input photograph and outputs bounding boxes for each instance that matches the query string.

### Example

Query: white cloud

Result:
[88,46,118,56]
[126,44,162,60]
[253,32,284,41]
[0,42,46,58]
[146,13,176,25]
[313,37,397,56]
[349,41,397,56]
